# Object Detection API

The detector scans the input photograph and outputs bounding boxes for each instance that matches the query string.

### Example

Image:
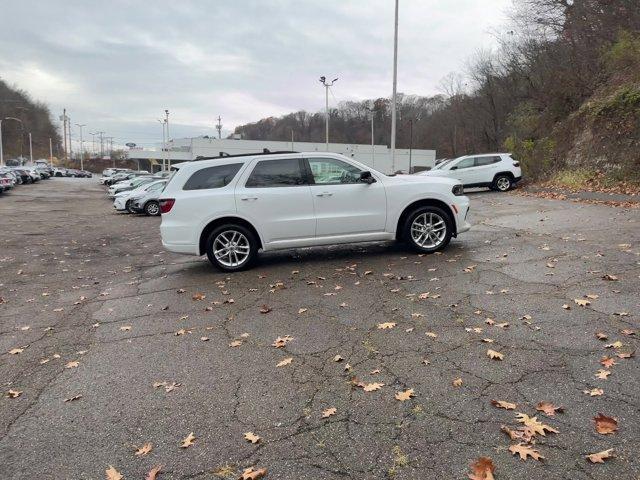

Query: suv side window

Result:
[307,158,361,184]
[246,158,305,187]
[183,163,242,190]
[475,156,501,166]
[454,158,475,169]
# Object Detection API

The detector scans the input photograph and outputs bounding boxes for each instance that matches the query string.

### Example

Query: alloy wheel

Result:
[213,230,250,267]
[496,176,511,191]
[410,212,447,249]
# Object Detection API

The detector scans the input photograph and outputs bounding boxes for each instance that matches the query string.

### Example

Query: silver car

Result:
[129,180,167,215]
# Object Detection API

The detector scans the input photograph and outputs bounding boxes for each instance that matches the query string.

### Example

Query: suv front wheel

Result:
[403,206,452,254]
[205,224,258,272]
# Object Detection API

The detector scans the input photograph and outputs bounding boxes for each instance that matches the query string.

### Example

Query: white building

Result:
[126,137,436,174]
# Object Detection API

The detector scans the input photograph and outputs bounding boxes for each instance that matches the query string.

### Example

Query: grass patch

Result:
[551,169,597,189]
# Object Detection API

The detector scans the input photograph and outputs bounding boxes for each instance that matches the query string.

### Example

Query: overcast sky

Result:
[0,0,512,149]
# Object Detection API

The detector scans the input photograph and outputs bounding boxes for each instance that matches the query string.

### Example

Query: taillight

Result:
[513,162,520,167]
[159,198,175,214]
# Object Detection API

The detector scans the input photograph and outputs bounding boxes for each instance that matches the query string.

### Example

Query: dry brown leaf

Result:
[64,394,83,402]
[594,413,618,435]
[192,292,206,301]
[322,407,337,418]
[145,465,163,480]
[229,340,243,347]
[333,355,344,362]
[276,357,293,367]
[362,382,384,392]
[486,349,504,360]
[377,322,396,329]
[272,335,293,348]
[595,369,611,379]
[600,356,616,368]
[180,432,196,448]
[9,347,25,355]
[298,308,307,314]
[395,389,415,402]
[240,467,267,480]
[616,351,634,359]
[515,413,559,436]
[259,305,272,314]
[491,400,516,410]
[535,401,564,416]
[574,298,590,307]
[65,361,80,369]
[595,332,608,340]
[135,442,153,456]
[468,456,495,480]
[586,448,614,464]
[453,378,463,387]
[106,466,123,480]
[583,388,604,396]
[7,389,22,398]
[602,274,618,281]
[500,425,532,443]
[509,443,544,461]
[244,432,261,444]
[425,331,438,338]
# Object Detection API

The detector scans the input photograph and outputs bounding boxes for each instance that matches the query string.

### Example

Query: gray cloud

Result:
[0,0,511,149]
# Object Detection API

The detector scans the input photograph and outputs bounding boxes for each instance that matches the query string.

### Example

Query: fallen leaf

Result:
[7,389,22,398]
[362,382,384,392]
[8,348,24,355]
[594,413,618,434]
[536,401,564,416]
[120,326,131,331]
[244,432,261,444]
[272,335,293,348]
[377,322,396,329]
[180,432,196,448]
[192,292,206,300]
[491,400,516,410]
[605,341,623,349]
[259,305,272,314]
[229,340,243,347]
[616,351,634,359]
[583,388,604,396]
[106,466,123,480]
[145,465,163,480]
[515,413,558,436]
[595,369,611,379]
[453,378,463,387]
[586,448,614,464]
[298,308,307,314]
[600,356,616,368]
[65,361,80,369]
[574,298,590,307]
[602,274,618,281]
[595,332,608,340]
[64,394,82,402]
[508,443,544,461]
[468,456,495,480]
[333,355,344,362]
[395,389,415,402]
[425,331,438,338]
[176,288,186,293]
[322,407,337,418]
[135,443,153,456]
[276,357,293,367]
[487,349,504,360]
[240,467,267,480]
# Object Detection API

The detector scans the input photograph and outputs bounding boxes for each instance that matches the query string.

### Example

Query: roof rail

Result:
[193,149,299,161]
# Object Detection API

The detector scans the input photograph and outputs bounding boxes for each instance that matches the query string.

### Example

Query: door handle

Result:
[316,192,333,197]
[241,196,258,201]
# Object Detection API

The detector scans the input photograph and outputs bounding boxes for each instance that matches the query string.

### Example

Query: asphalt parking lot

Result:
[1,178,638,480]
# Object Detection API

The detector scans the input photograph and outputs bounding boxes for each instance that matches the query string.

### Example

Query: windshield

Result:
[434,159,454,170]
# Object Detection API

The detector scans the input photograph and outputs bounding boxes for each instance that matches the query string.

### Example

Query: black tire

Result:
[144,201,160,216]
[492,174,513,192]
[205,223,258,272]
[125,200,134,213]
[403,206,453,254]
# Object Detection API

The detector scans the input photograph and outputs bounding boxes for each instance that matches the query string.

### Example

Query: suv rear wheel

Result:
[205,224,258,272]
[403,206,452,253]
[492,174,513,192]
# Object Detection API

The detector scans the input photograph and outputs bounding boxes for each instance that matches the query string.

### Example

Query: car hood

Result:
[389,173,458,186]
[414,169,452,178]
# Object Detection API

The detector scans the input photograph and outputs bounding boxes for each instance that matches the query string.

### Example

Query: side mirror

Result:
[449,165,458,170]
[360,171,376,184]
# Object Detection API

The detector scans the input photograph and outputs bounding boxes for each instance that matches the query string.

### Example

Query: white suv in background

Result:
[159,152,471,271]
[419,153,522,191]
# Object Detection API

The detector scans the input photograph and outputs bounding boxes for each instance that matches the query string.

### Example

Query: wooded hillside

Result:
[0,79,61,160]
[234,0,640,181]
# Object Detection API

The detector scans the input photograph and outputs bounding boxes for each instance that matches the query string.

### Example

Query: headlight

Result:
[452,184,464,196]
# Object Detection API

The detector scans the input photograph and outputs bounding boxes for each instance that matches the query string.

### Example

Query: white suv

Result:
[419,153,522,191]
[159,152,471,271]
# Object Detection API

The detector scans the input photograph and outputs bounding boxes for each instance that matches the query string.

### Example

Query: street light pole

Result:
[28,132,33,163]
[164,110,170,169]
[390,0,399,173]
[75,124,86,170]
[319,76,338,151]
[365,105,376,168]
[49,137,53,163]
[408,119,413,174]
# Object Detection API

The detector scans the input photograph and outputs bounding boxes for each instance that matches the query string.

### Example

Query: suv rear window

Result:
[183,163,242,190]
[246,158,305,187]
[475,156,501,166]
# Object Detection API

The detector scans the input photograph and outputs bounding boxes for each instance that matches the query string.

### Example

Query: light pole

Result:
[390,0,399,172]
[157,118,167,172]
[164,110,170,169]
[75,124,86,170]
[0,117,24,167]
[365,105,376,168]
[319,76,338,151]
[28,132,33,163]
[49,138,53,163]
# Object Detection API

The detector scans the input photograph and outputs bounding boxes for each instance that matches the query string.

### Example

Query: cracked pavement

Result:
[0,178,638,479]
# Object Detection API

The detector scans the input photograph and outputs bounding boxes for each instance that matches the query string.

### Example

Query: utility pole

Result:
[216,116,222,139]
[76,123,86,170]
[408,119,413,174]
[28,132,33,163]
[67,115,73,161]
[366,104,376,168]
[164,110,170,169]
[319,76,338,151]
[390,0,399,173]
[49,138,53,163]
[62,109,68,161]
[291,129,294,151]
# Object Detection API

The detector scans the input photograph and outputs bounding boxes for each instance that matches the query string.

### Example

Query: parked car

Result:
[0,172,15,190]
[0,175,12,193]
[417,153,522,192]
[112,179,166,214]
[159,152,471,271]
[24,168,41,182]
[129,180,167,215]
[107,175,158,198]
[14,168,32,184]
[100,168,131,184]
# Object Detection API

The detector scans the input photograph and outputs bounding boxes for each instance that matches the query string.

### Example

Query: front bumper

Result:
[113,197,129,211]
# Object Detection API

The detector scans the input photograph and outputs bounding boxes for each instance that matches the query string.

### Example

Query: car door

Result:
[306,157,387,237]
[446,157,476,185]
[235,157,316,245]
[473,155,502,184]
